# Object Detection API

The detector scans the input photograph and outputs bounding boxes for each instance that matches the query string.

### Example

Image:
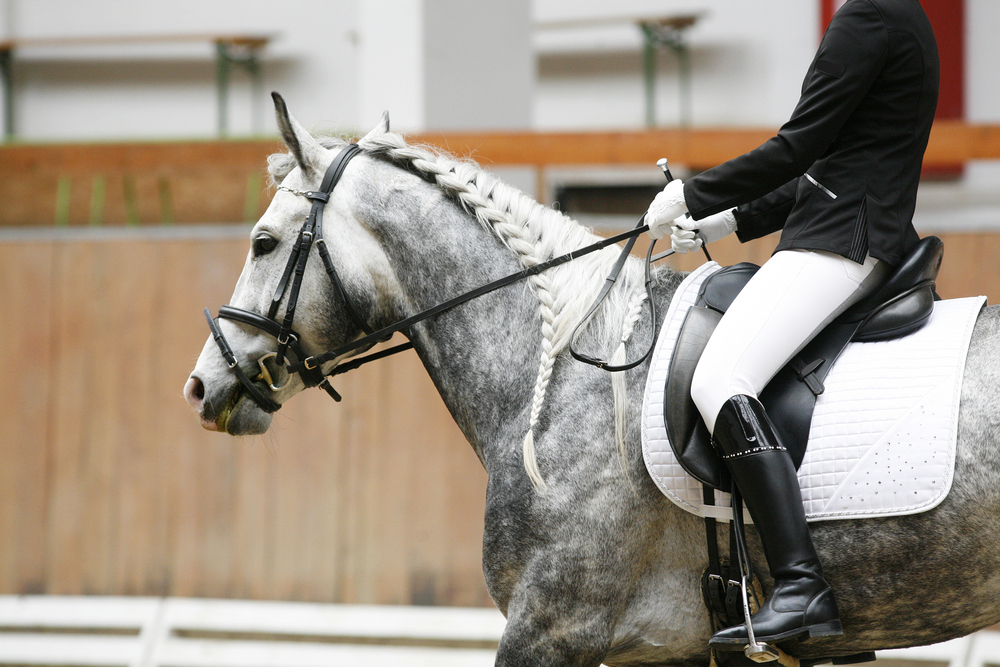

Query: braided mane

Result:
[268,131,650,491]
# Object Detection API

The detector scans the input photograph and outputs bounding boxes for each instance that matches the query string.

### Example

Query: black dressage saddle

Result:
[665,236,944,492]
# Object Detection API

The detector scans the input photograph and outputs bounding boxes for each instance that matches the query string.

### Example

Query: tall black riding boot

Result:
[708,394,843,649]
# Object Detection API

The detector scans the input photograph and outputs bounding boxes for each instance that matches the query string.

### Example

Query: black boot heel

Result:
[808,619,844,638]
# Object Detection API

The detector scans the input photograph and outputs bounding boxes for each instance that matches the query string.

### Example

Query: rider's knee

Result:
[691,360,729,435]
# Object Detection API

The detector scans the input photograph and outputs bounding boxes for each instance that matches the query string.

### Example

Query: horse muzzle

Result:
[184,372,275,435]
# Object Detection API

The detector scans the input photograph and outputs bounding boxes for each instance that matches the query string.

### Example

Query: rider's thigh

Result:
[691,249,886,434]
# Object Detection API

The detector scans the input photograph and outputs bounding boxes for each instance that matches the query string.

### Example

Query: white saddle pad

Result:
[641,262,985,523]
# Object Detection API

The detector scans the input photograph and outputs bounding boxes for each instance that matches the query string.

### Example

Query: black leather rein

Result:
[205,142,662,414]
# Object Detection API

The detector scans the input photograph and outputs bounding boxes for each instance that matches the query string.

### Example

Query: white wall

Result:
[909,0,1000,231]
[423,0,532,131]
[962,0,1000,190]
[357,0,424,131]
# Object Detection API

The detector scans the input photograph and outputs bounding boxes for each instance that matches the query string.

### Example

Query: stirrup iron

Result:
[731,491,797,666]
[739,572,778,662]
[739,579,800,667]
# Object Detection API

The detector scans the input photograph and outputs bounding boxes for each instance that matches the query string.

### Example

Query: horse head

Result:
[184,94,398,434]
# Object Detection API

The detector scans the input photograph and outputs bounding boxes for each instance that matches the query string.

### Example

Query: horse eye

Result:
[253,234,278,257]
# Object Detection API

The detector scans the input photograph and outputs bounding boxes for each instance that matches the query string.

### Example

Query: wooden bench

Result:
[535,13,704,127]
[0,33,274,140]
[0,595,506,667]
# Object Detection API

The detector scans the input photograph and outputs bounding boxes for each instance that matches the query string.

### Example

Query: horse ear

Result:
[271,92,326,178]
[360,111,390,142]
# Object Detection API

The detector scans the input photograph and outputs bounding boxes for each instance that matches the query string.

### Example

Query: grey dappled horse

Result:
[184,97,1000,667]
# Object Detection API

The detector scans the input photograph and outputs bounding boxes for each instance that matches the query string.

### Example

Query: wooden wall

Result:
[1,228,997,605]
[0,141,280,226]
[0,230,492,606]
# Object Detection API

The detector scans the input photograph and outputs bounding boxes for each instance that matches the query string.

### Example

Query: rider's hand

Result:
[646,179,687,240]
[670,208,738,254]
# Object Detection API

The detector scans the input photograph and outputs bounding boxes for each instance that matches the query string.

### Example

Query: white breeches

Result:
[692,249,888,434]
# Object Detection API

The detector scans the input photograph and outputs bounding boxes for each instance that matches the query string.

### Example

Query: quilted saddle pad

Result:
[641,262,986,523]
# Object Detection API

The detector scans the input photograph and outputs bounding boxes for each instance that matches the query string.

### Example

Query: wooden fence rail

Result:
[2,121,998,226]
[0,227,997,603]
[1,594,994,667]
[0,595,506,667]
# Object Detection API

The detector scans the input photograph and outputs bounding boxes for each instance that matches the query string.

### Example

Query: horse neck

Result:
[349,164,546,464]
[344,150,676,480]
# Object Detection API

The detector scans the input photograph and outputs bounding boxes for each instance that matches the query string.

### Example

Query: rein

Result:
[284,218,658,377]
[205,142,675,413]
[568,219,658,371]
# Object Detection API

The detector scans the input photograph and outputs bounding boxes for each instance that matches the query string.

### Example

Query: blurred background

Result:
[1,0,999,663]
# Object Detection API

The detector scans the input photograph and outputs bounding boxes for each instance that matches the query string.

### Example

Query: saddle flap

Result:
[665,306,728,489]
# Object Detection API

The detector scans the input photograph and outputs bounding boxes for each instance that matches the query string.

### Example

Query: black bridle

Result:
[205,142,686,415]
[204,142,403,412]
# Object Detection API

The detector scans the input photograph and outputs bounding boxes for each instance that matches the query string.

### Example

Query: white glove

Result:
[645,179,688,240]
[670,208,738,254]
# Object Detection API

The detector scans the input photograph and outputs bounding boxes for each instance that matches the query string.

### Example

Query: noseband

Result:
[205,142,669,416]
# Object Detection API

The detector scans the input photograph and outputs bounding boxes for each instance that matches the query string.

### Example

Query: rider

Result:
[645,0,939,650]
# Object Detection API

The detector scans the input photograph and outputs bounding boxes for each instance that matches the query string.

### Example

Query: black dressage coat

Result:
[683,0,939,267]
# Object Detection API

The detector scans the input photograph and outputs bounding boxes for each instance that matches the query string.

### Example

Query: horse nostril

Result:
[184,376,206,408]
